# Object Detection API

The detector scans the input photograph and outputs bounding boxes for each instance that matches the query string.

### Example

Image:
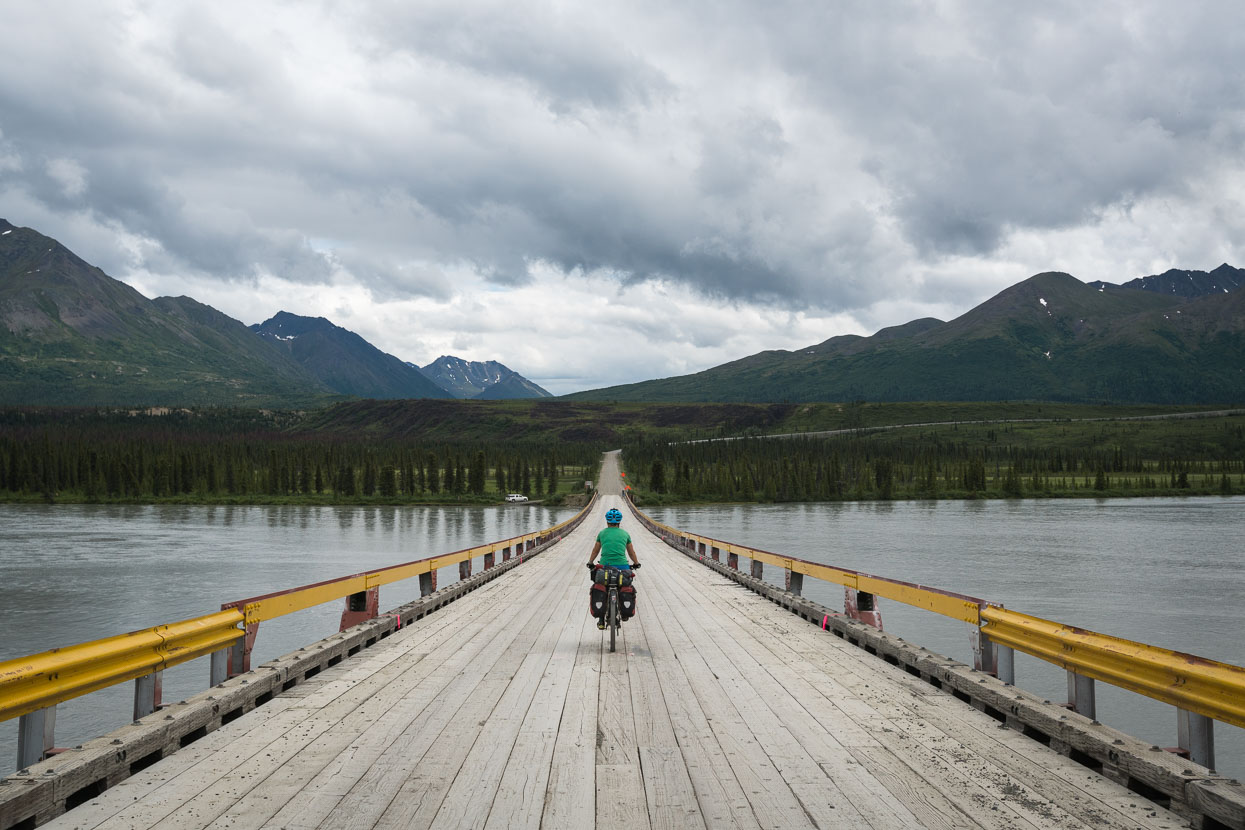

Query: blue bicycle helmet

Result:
[605,508,623,524]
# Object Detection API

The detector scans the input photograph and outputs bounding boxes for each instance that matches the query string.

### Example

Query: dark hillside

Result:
[252,312,448,400]
[0,219,335,407]
[566,270,1244,404]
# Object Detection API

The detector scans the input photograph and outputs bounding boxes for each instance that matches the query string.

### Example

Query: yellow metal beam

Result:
[0,609,244,722]
[981,607,1245,730]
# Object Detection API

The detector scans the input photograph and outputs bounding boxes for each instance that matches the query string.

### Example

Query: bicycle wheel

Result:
[608,589,618,653]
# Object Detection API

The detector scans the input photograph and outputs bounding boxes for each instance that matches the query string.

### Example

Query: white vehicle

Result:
[505,493,529,502]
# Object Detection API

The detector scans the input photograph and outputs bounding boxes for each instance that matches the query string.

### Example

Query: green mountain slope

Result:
[0,219,335,406]
[567,272,1245,404]
[252,312,449,399]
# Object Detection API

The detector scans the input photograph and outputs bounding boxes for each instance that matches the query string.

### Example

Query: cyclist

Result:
[586,507,640,629]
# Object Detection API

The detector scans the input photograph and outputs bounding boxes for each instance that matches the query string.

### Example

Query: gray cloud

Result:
[2,1,1244,391]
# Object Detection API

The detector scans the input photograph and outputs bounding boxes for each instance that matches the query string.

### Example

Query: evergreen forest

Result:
[0,408,598,505]
[623,415,1245,503]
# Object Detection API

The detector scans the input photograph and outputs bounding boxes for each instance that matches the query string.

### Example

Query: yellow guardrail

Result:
[981,607,1245,730]
[0,494,596,724]
[629,502,983,624]
[0,610,244,722]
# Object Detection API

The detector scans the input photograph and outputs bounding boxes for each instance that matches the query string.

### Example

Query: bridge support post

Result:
[460,558,472,580]
[727,551,739,570]
[996,645,1015,685]
[710,546,720,562]
[750,559,763,580]
[974,627,997,675]
[1067,671,1096,720]
[340,587,380,631]
[844,589,883,630]
[787,570,803,596]
[484,551,495,569]
[17,705,55,770]
[210,649,229,686]
[227,623,259,678]
[133,671,163,720]
[1177,709,1215,770]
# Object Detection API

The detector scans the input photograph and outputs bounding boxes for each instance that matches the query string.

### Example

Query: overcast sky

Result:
[2,2,1244,394]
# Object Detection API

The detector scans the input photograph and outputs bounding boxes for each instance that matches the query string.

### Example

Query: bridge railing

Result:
[0,494,596,770]
[625,495,1245,772]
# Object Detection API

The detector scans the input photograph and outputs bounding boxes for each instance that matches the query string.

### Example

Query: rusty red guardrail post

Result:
[844,588,883,630]
[340,587,380,631]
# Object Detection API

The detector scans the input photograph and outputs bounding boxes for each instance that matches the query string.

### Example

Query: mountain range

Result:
[567,267,1245,404]
[4,216,1243,407]
[0,219,548,406]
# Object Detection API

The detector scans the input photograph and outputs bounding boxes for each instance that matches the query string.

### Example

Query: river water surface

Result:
[1,498,1242,778]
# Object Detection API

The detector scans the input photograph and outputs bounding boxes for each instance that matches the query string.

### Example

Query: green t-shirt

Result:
[595,526,632,568]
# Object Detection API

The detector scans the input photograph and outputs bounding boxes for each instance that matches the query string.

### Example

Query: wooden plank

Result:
[204,561,555,830]
[626,607,707,830]
[634,580,762,830]
[848,746,978,830]
[478,607,593,830]
[356,572,577,829]
[596,764,650,830]
[540,609,602,829]
[638,747,710,830]
[430,577,582,829]
[652,549,918,830]
[595,624,636,766]
[635,560,817,830]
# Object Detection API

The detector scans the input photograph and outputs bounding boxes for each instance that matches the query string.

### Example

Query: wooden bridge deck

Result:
[46,497,1188,829]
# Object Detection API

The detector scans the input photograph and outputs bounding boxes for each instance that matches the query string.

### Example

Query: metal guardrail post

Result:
[1067,671,1096,719]
[727,551,739,570]
[419,571,436,596]
[974,608,998,674]
[996,645,1015,685]
[210,649,229,686]
[484,551,495,569]
[710,546,720,562]
[845,589,883,630]
[787,569,803,596]
[502,545,511,562]
[17,705,54,770]
[750,559,763,580]
[1178,709,1215,770]
[459,558,472,580]
[133,671,163,720]
[340,587,380,631]
[227,623,258,678]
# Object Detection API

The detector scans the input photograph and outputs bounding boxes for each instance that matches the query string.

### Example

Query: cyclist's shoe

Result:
[597,620,607,630]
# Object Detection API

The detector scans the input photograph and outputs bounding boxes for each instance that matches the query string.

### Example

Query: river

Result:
[0,498,1241,778]
[645,495,1245,778]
